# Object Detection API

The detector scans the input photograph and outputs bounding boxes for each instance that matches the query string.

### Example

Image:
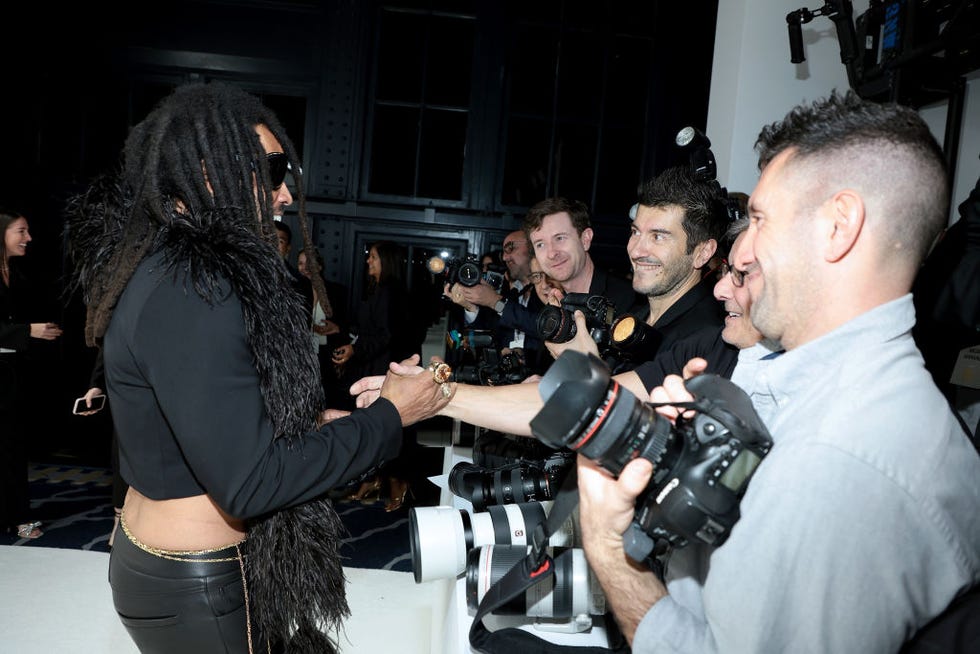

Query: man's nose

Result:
[276,185,293,209]
[627,236,647,258]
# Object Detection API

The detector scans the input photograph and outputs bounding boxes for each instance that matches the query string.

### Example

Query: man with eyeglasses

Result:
[351,218,776,438]
[576,92,980,654]
[448,229,551,374]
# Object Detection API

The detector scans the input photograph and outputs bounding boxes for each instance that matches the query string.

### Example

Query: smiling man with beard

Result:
[626,166,729,350]
[544,166,731,369]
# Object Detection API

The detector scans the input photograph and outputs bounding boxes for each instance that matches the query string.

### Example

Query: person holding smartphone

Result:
[75,347,124,547]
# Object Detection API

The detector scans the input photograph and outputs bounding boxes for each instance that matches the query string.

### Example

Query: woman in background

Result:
[297,247,351,409]
[1,209,62,540]
[333,241,425,511]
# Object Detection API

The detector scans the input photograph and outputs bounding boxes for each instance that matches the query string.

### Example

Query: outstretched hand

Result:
[318,408,351,427]
[377,354,452,426]
[332,343,354,365]
[349,354,428,408]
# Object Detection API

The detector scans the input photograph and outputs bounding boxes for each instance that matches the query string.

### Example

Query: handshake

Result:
[347,354,456,427]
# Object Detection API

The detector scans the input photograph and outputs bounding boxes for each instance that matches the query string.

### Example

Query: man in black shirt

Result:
[353,218,779,436]
[546,166,730,370]
[525,197,640,317]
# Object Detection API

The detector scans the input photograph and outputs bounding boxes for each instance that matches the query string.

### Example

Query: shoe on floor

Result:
[15,521,43,539]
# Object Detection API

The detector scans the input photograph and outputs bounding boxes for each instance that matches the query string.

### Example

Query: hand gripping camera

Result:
[536,293,616,350]
[428,253,506,294]
[530,350,772,562]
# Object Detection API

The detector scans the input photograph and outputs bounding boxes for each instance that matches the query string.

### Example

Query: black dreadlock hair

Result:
[64,81,351,653]
[67,81,319,346]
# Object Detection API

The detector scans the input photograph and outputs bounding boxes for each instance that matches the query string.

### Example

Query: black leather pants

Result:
[109,522,262,654]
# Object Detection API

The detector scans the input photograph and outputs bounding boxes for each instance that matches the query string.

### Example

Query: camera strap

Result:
[467,464,630,654]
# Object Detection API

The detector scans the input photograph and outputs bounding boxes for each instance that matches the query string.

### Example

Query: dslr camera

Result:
[429,253,507,294]
[448,330,530,386]
[530,350,772,562]
[536,293,616,351]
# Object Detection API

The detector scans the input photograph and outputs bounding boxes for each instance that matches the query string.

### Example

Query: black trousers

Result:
[109,524,266,654]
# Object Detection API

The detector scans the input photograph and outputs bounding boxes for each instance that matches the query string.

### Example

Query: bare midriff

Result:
[123,488,246,551]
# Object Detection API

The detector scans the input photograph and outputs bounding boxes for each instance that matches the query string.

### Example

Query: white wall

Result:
[707,0,980,224]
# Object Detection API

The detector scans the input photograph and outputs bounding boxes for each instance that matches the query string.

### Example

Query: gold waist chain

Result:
[119,512,269,653]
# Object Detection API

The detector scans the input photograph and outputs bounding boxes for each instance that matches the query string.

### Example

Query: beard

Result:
[632,255,693,297]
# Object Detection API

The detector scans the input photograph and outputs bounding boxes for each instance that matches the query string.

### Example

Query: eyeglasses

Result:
[529,272,552,284]
[265,152,290,190]
[717,260,746,287]
[502,239,527,254]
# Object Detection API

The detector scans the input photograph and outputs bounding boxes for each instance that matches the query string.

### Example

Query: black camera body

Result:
[452,341,530,387]
[537,293,616,350]
[530,351,772,562]
[440,254,507,294]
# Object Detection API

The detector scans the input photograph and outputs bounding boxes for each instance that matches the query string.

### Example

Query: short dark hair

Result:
[637,166,728,254]
[274,221,292,240]
[523,197,591,238]
[755,90,948,267]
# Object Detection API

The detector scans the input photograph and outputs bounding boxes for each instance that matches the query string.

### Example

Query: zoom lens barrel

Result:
[408,501,576,583]
[465,545,605,618]
[537,305,576,342]
[448,461,554,511]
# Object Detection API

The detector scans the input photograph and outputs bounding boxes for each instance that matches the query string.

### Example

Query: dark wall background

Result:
[1,0,717,463]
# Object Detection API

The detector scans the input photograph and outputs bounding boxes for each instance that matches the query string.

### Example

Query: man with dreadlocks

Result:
[64,81,452,654]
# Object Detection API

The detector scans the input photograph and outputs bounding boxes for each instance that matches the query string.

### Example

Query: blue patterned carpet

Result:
[0,463,413,572]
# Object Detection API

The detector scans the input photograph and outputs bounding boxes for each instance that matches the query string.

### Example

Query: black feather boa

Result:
[70,201,350,652]
[159,217,350,652]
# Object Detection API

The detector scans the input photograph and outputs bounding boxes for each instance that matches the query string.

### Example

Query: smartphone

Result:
[73,394,106,415]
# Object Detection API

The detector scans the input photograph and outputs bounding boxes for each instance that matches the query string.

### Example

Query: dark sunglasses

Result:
[265,152,290,190]
[717,260,746,287]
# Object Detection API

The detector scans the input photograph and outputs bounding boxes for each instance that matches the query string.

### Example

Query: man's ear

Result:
[824,190,865,262]
[692,239,717,269]
[580,227,594,251]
